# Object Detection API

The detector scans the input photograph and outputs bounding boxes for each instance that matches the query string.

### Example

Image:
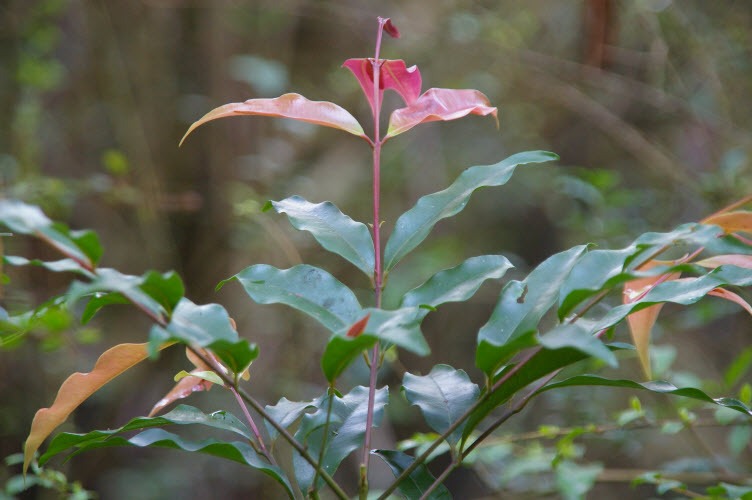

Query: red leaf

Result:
[382,17,400,38]
[148,371,213,417]
[180,93,366,146]
[346,313,371,338]
[708,287,752,317]
[385,88,498,139]
[343,59,421,116]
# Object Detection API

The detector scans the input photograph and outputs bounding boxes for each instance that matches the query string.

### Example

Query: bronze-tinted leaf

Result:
[180,93,366,145]
[622,261,681,379]
[386,88,498,139]
[24,342,171,474]
[695,254,752,269]
[703,211,752,234]
[346,313,371,338]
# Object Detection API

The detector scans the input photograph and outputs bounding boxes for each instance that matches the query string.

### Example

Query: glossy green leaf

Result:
[372,449,452,500]
[293,386,389,492]
[225,264,362,332]
[461,343,633,445]
[321,334,378,382]
[476,245,587,375]
[148,298,258,375]
[533,375,752,417]
[401,255,513,309]
[0,199,102,268]
[43,425,293,499]
[264,196,374,277]
[566,264,752,338]
[384,151,558,272]
[3,255,94,277]
[356,307,430,355]
[402,364,479,446]
[264,396,323,442]
[538,324,617,367]
[139,270,185,314]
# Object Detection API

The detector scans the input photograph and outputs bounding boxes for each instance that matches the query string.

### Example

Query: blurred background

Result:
[2,1,751,498]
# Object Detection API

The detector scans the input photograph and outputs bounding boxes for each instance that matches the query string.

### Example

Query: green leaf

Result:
[264,396,323,442]
[357,307,430,355]
[265,196,375,277]
[538,324,617,367]
[148,298,258,375]
[555,460,602,500]
[384,151,558,272]
[402,364,479,446]
[476,245,587,375]
[0,199,102,268]
[174,370,224,386]
[293,386,389,492]
[44,426,293,499]
[3,255,94,277]
[569,264,752,336]
[401,255,513,309]
[372,449,452,500]
[139,270,184,314]
[321,334,378,382]
[533,375,752,417]
[226,264,362,332]
[461,343,632,445]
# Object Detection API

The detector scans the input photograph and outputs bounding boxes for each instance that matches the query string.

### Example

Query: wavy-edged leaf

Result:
[148,298,258,375]
[461,343,633,445]
[538,324,617,367]
[402,364,479,446]
[293,386,389,492]
[43,427,293,499]
[401,255,513,309]
[533,375,752,417]
[24,342,172,474]
[476,245,587,375]
[386,88,497,139]
[264,396,322,442]
[385,151,558,272]
[373,449,452,500]
[264,196,374,277]
[225,264,362,332]
[342,58,421,115]
[703,211,752,234]
[623,260,682,379]
[0,199,102,268]
[357,306,430,355]
[180,93,366,146]
[3,255,94,277]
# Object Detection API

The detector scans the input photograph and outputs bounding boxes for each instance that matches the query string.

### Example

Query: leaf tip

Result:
[380,17,400,38]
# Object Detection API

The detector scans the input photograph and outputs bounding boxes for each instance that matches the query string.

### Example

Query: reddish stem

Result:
[361,16,387,492]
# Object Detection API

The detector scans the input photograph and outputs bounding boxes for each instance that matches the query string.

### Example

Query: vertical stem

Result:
[361,17,387,499]
[230,385,275,464]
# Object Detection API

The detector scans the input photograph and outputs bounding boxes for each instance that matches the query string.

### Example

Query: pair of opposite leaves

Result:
[180,58,498,146]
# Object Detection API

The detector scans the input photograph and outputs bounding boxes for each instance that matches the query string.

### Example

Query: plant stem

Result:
[417,459,459,500]
[361,17,387,499]
[230,385,275,465]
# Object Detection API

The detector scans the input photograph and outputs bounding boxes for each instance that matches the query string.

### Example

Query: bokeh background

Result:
[2,1,752,498]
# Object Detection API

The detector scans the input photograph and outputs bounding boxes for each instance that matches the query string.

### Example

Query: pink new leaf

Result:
[381,17,400,38]
[148,347,216,417]
[385,88,498,139]
[180,93,367,146]
[708,287,752,317]
[695,254,752,269]
[343,59,421,116]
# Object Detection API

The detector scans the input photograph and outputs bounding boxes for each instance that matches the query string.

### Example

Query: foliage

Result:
[2,15,752,500]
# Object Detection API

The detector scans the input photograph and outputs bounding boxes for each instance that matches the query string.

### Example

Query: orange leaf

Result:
[179,93,366,146]
[623,261,681,379]
[695,254,752,269]
[385,88,498,139]
[703,211,752,234]
[346,313,371,338]
[24,342,171,474]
